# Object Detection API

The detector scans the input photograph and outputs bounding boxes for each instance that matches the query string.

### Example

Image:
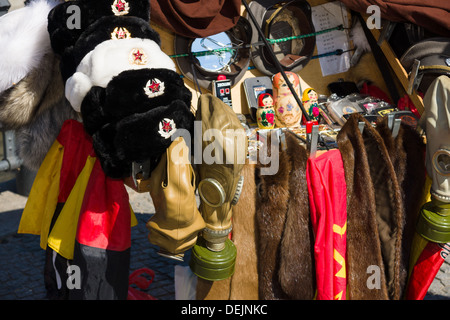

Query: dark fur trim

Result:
[80,86,108,136]
[105,69,191,119]
[375,117,426,299]
[337,114,389,300]
[61,16,160,81]
[48,0,151,57]
[92,98,194,179]
[255,131,314,300]
[92,122,132,178]
[114,99,194,163]
[278,132,315,300]
[255,134,291,300]
[338,113,410,300]
[363,115,404,300]
[80,68,191,135]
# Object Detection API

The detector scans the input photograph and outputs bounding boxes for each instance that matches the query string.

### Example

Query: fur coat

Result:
[255,130,315,300]
[337,113,426,299]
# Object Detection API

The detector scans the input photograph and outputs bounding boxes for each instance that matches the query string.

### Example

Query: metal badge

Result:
[111,27,131,40]
[144,78,165,98]
[129,48,148,65]
[111,0,130,16]
[158,118,177,139]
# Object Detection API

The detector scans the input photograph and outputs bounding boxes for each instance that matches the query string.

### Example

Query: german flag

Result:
[18,119,136,299]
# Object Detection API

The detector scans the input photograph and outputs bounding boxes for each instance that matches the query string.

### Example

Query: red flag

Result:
[406,239,450,300]
[307,149,347,300]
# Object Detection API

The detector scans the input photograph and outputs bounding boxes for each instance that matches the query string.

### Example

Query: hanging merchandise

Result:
[255,130,315,299]
[174,17,253,91]
[144,136,206,261]
[189,94,247,282]
[149,0,242,39]
[47,0,151,61]
[307,149,347,300]
[246,0,316,76]
[59,15,162,82]
[16,0,199,300]
[77,68,194,179]
[18,120,137,299]
[336,113,426,300]
[406,76,450,299]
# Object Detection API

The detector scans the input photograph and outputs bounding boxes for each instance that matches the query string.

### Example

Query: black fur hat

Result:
[61,15,161,82]
[81,68,194,178]
[92,99,194,178]
[80,68,192,135]
[48,0,151,56]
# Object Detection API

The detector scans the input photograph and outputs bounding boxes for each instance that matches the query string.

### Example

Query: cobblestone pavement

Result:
[0,212,190,300]
[0,185,190,300]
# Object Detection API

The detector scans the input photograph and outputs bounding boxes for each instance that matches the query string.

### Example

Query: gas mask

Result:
[189,93,247,281]
[417,75,450,243]
[423,76,450,202]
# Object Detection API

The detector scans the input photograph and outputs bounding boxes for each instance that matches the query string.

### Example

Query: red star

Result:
[133,50,143,61]
[116,29,125,39]
[116,0,125,12]
[162,121,172,132]
[148,80,160,93]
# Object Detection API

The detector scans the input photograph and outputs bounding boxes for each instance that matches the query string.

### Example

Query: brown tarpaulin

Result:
[150,0,241,38]
[339,0,450,37]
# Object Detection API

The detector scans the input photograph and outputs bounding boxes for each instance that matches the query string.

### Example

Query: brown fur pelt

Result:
[0,52,65,129]
[255,134,291,300]
[375,117,426,299]
[255,131,314,300]
[337,114,389,300]
[278,132,315,300]
[363,115,404,300]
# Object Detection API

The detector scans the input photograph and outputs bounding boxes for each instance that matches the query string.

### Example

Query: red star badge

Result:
[162,120,172,133]
[116,0,125,11]
[148,80,160,93]
[133,50,143,61]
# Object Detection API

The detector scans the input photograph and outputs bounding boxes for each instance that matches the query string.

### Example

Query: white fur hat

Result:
[65,38,176,112]
[0,0,59,94]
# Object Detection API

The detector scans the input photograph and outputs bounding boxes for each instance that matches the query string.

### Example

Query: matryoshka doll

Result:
[272,71,302,128]
[256,93,275,129]
[302,88,320,122]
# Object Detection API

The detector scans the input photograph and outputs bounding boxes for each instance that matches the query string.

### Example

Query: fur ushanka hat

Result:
[47,0,151,57]
[82,68,194,178]
[65,37,176,112]
[60,15,161,82]
[49,0,196,179]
